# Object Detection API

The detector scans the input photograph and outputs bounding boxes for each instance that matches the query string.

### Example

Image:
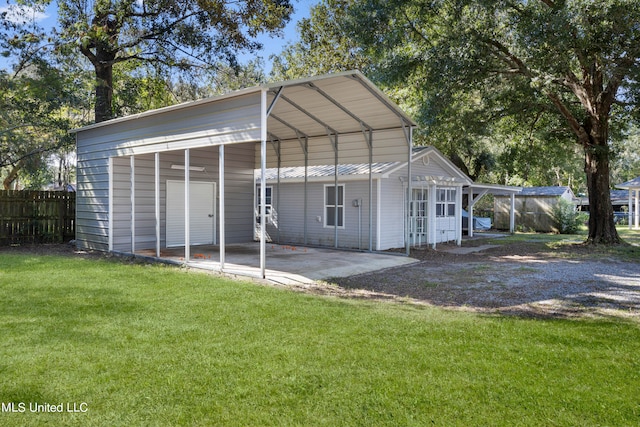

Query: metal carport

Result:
[73,71,417,280]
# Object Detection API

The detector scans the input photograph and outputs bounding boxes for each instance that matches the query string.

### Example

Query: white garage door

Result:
[166,180,216,247]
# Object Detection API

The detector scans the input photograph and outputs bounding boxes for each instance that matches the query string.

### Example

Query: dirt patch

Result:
[3,240,639,321]
[330,240,640,320]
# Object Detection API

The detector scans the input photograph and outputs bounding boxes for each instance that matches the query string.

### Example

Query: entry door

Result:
[410,188,428,244]
[166,180,216,247]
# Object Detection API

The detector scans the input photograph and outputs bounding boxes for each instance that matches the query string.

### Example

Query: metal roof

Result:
[261,163,397,181]
[71,71,418,168]
[72,70,416,138]
[264,71,416,141]
[518,186,572,197]
[616,176,640,190]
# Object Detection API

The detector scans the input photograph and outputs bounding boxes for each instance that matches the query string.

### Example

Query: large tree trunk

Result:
[94,61,114,123]
[584,144,620,244]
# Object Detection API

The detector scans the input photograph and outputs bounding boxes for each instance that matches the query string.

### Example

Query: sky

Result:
[0,0,319,74]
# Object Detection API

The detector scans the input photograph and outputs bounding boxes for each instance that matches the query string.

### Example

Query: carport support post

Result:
[405,127,413,256]
[130,155,135,253]
[184,148,190,262]
[155,152,160,258]
[260,90,267,279]
[510,193,516,233]
[108,157,113,251]
[368,129,373,252]
[219,144,225,269]
[334,134,339,249]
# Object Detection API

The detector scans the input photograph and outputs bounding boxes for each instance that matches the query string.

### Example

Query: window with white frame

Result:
[436,188,456,217]
[324,184,345,227]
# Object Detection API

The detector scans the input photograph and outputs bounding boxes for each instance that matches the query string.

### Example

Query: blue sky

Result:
[1,0,319,73]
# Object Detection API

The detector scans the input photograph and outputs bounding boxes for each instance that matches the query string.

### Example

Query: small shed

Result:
[494,186,575,232]
[616,177,640,229]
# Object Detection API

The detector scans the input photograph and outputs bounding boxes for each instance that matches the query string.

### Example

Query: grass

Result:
[1,253,640,426]
[484,226,640,261]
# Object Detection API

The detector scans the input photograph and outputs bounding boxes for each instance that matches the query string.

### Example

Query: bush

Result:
[551,198,583,234]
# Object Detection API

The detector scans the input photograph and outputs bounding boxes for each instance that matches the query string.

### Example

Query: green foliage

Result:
[551,198,584,234]
[0,60,78,189]
[1,253,639,425]
[53,0,294,121]
[270,0,370,81]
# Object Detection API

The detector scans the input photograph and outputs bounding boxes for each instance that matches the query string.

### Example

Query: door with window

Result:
[410,187,428,245]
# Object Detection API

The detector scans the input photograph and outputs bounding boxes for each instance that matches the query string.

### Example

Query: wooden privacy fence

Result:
[0,190,75,244]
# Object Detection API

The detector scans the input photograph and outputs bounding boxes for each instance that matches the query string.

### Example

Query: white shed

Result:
[72,71,418,278]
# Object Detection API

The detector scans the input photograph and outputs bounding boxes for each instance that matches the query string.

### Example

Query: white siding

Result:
[263,179,379,250]
[77,142,255,252]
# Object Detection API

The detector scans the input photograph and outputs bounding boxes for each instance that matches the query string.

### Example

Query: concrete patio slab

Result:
[137,243,417,285]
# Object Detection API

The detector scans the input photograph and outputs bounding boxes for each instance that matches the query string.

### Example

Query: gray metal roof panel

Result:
[519,186,570,197]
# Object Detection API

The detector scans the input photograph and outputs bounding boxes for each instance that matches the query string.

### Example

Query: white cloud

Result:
[0,5,48,24]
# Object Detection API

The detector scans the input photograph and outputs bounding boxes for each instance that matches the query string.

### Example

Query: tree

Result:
[270,0,370,81]
[0,61,77,189]
[343,0,640,244]
[1,5,78,189]
[52,0,293,123]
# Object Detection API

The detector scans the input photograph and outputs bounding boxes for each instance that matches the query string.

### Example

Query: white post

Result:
[510,193,516,233]
[633,188,640,228]
[629,190,633,230]
[184,149,190,262]
[155,152,160,258]
[219,144,225,270]
[405,127,413,255]
[428,183,437,249]
[260,90,267,279]
[468,187,475,238]
[108,157,113,252]
[456,185,463,246]
[130,155,135,253]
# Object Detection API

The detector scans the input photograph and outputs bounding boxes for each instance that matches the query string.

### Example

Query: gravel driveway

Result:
[329,239,640,320]
[4,240,639,320]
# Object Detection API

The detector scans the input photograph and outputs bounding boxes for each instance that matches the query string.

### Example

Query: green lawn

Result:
[1,251,639,426]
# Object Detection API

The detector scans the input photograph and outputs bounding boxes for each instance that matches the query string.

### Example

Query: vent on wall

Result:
[170,164,205,172]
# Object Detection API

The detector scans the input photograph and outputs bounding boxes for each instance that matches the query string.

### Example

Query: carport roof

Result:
[71,70,417,139]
